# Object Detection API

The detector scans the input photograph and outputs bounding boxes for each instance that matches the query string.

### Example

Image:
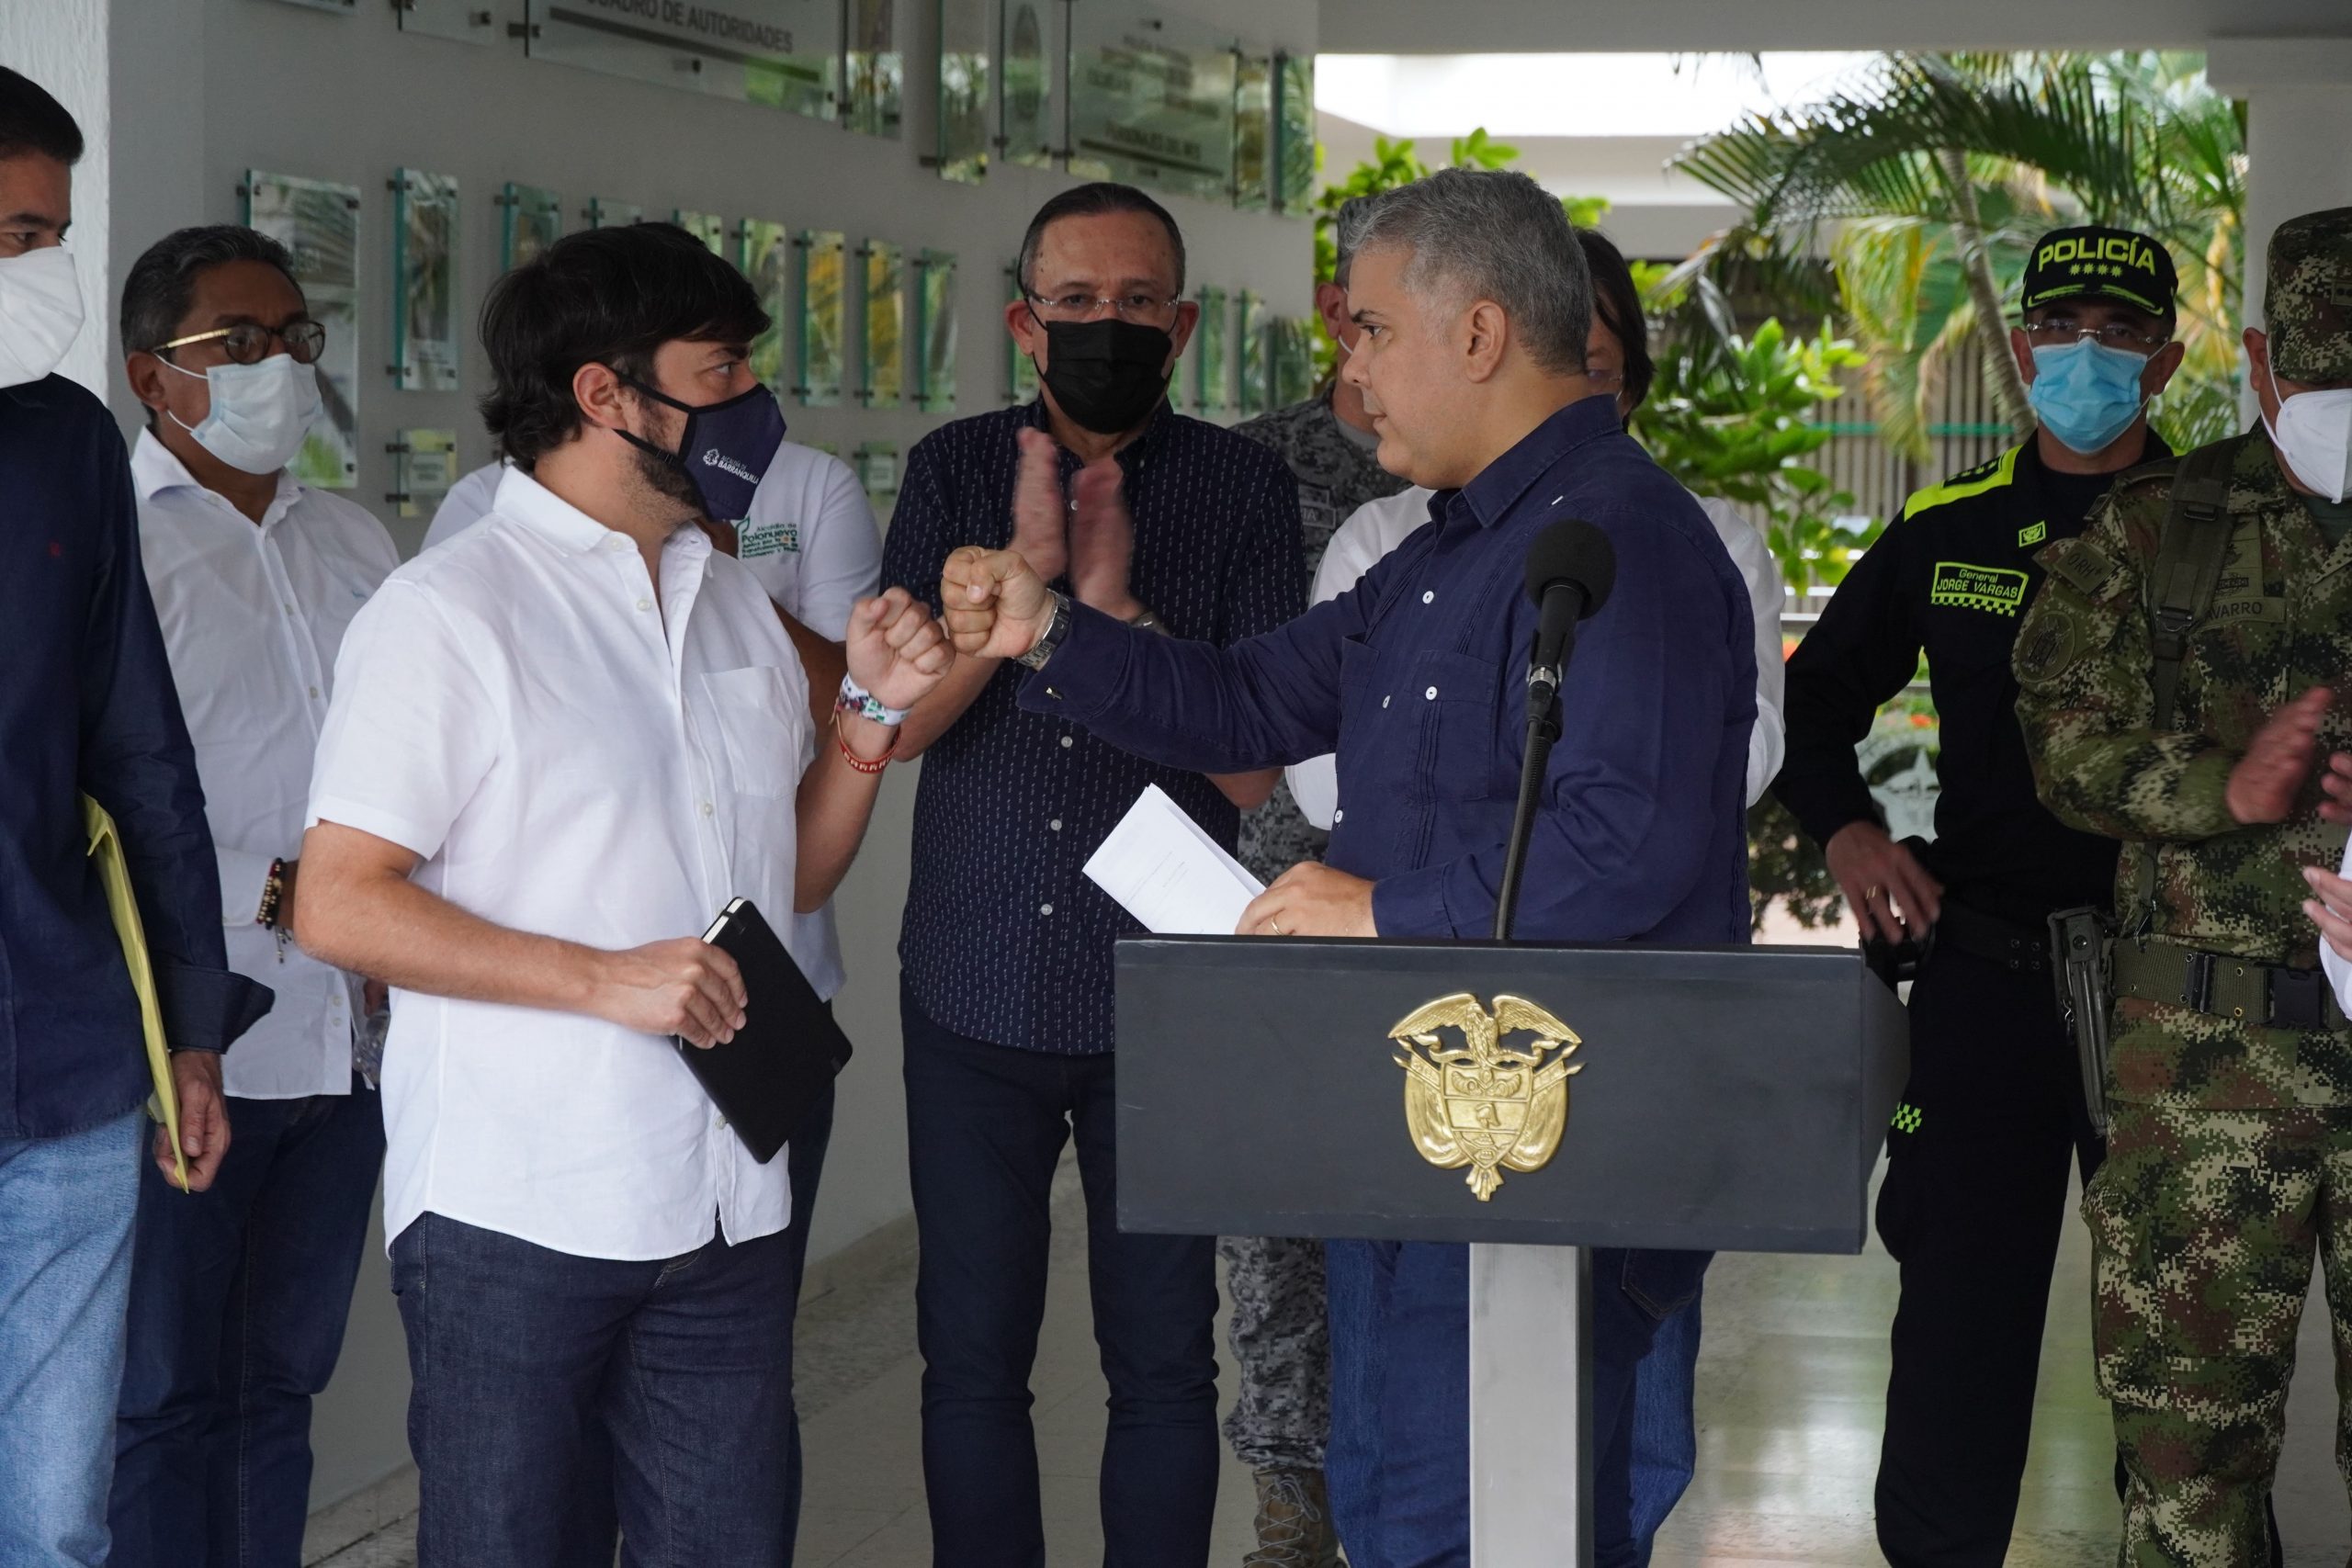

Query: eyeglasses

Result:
[2019,319,2168,354]
[1025,291,1182,326]
[153,320,329,367]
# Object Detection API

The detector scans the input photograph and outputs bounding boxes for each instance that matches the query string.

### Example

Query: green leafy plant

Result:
[1634,317,1871,596]
[1673,51,2245,459]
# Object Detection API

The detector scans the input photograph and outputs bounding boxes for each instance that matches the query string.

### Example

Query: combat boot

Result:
[1243,1467,1341,1567]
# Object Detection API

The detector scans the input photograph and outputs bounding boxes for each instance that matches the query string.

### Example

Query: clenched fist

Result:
[844,586,955,711]
[942,546,1057,662]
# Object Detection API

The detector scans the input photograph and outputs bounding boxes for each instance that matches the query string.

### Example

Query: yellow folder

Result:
[82,795,188,1191]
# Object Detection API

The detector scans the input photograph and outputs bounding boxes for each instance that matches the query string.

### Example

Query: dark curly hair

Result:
[481,221,768,471]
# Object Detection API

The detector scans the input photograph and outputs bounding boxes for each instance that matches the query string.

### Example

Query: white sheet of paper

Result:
[1083,784,1266,937]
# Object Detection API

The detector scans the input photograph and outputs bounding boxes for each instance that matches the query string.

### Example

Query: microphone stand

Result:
[1474,603,1597,1565]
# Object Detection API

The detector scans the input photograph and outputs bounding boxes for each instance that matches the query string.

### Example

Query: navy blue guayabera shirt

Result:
[1,374,267,1140]
[884,400,1305,1051]
[1025,395,1756,945]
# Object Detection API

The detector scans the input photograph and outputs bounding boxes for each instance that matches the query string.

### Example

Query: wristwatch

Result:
[1016,590,1074,671]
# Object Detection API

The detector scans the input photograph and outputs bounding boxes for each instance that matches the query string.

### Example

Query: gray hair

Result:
[120,224,300,357]
[1354,168,1591,376]
[1332,195,1378,286]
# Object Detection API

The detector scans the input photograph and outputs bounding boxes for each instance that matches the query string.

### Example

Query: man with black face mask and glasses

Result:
[877,182,1304,1564]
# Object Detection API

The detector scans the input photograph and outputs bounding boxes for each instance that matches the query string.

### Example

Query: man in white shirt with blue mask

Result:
[421,361,879,1555]
[107,223,401,1568]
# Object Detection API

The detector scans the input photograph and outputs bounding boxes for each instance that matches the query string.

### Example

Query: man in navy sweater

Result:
[0,66,268,1565]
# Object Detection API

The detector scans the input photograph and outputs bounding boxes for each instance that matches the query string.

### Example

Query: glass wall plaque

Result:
[500,183,561,272]
[998,0,1059,170]
[524,0,840,121]
[915,250,958,413]
[388,428,459,518]
[1231,51,1272,211]
[854,442,900,506]
[586,197,641,229]
[860,241,906,411]
[795,231,848,407]
[674,210,727,254]
[242,171,359,490]
[740,219,792,392]
[935,0,991,184]
[1192,284,1228,415]
[1274,52,1314,214]
[1006,265,1040,403]
[397,0,494,43]
[846,0,903,138]
[392,170,459,392]
[1237,289,1269,416]
[1271,315,1315,407]
[1067,4,1238,203]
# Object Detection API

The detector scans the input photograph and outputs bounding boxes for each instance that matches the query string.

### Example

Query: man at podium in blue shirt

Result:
[942,168,1756,1567]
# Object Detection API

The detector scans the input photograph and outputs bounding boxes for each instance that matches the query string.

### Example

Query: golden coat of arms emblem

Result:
[1389,993,1581,1201]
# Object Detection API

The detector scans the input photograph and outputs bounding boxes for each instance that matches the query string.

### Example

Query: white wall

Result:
[16,0,1315,1510]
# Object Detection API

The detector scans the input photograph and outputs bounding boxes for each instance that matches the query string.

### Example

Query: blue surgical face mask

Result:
[161,352,322,475]
[2027,339,2152,456]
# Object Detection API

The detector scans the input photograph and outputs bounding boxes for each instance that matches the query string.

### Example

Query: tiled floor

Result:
[311,1156,2352,1567]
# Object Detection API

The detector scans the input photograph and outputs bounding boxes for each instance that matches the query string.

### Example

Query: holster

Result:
[2047,907,2115,1139]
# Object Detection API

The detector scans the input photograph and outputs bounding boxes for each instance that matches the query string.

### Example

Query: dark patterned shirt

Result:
[1229,390,1409,881]
[882,400,1305,1052]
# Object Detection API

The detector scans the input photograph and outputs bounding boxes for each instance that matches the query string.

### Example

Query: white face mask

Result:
[2265,360,2352,504]
[160,353,322,475]
[0,245,86,389]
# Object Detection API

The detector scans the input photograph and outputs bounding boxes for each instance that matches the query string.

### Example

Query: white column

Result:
[2208,39,2352,423]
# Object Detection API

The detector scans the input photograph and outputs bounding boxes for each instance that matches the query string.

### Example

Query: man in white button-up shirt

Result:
[107,226,400,1568]
[293,223,949,1568]
[424,445,880,1541]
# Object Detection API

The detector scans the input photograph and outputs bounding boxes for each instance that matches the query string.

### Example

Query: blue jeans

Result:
[0,1108,145,1567]
[901,993,1220,1568]
[1623,1277,1706,1563]
[1322,1241,1710,1568]
[111,1080,384,1568]
[390,1212,797,1568]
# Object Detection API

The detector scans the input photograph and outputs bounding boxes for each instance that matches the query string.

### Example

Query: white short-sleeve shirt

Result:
[424,449,878,998]
[310,468,816,1261]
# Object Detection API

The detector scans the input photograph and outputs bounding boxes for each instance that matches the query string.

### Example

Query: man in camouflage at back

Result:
[2014,207,2352,1566]
[1218,195,1407,1567]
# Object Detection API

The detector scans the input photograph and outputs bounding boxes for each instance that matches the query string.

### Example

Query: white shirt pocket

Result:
[698,666,802,799]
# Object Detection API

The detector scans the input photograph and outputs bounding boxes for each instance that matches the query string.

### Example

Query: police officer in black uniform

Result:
[1775,227,2188,1567]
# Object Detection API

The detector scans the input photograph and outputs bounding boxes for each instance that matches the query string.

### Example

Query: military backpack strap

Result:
[2131,438,2239,924]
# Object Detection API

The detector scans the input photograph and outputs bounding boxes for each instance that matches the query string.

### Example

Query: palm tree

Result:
[1672,52,2245,459]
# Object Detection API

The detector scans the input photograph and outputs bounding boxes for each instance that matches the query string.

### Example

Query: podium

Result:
[1114,935,1908,1563]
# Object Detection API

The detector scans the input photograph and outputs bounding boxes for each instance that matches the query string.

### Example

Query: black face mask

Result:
[1035,317,1174,435]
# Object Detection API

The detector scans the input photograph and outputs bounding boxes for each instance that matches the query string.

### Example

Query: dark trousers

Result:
[1874,942,2105,1566]
[390,1212,797,1568]
[778,1077,835,1548]
[1321,1240,1708,1568]
[111,1080,384,1568]
[901,989,1220,1568]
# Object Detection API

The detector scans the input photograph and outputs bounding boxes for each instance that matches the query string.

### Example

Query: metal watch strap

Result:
[1015,591,1073,671]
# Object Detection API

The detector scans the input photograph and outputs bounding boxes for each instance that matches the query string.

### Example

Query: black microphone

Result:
[1496,520,1616,942]
[1523,519,1617,708]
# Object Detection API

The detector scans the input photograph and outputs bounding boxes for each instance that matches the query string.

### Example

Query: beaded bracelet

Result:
[256,858,287,929]
[832,714,898,775]
[834,671,910,728]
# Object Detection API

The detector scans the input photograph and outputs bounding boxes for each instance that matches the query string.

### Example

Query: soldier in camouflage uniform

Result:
[1220,196,1408,1567]
[2013,207,2352,1566]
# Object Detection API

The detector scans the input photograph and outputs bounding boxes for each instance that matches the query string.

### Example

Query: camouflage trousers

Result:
[2086,1097,2352,1566]
[1218,1235,1330,1471]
